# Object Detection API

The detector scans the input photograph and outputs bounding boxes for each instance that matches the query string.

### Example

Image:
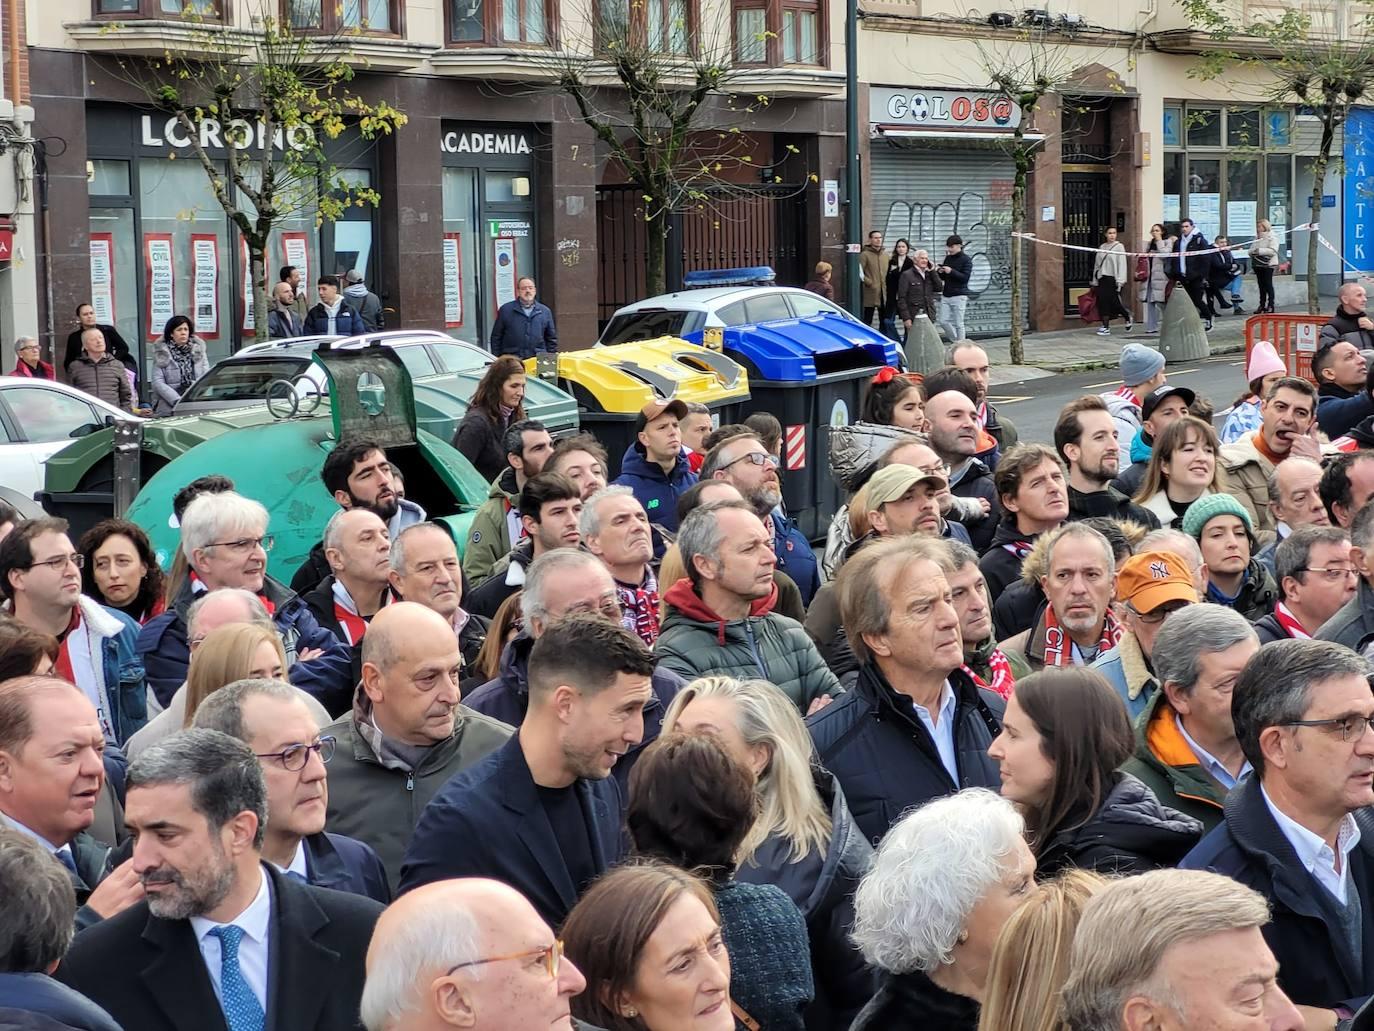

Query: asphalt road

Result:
[989,354,1248,446]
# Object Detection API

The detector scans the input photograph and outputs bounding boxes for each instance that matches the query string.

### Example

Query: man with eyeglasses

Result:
[702,430,820,606]
[1318,500,1374,651]
[1182,639,1374,1025]
[10,336,54,378]
[465,549,683,789]
[1123,605,1258,834]
[323,602,511,891]
[362,878,587,1031]
[0,517,147,746]
[192,677,389,903]
[1257,457,1330,579]
[138,490,353,715]
[1255,526,1357,645]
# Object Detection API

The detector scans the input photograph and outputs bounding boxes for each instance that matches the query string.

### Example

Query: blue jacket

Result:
[0,973,122,1031]
[59,596,148,748]
[302,301,364,337]
[305,831,391,904]
[399,735,624,929]
[489,299,557,359]
[613,446,698,533]
[1317,384,1374,439]
[1181,776,1374,1012]
[137,576,354,716]
[770,512,820,607]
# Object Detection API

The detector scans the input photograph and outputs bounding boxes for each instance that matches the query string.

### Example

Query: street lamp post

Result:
[844,0,862,318]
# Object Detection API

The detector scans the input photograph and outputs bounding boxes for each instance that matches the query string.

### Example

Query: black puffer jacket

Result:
[1034,773,1204,879]
[1067,484,1160,529]
[978,520,1043,603]
[736,770,876,1030]
[949,457,1000,552]
[1208,558,1278,623]
[850,969,978,1031]
[452,406,511,484]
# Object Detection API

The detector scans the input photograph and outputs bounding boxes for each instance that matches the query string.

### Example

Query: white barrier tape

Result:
[1010,223,1318,260]
[1316,233,1374,281]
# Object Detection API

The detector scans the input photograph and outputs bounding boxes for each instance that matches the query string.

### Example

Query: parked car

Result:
[0,376,144,507]
[599,284,859,346]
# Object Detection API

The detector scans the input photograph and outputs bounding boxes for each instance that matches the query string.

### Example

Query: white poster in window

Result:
[1227,200,1258,239]
[282,233,310,295]
[443,233,463,328]
[144,234,175,341]
[1189,193,1221,241]
[89,234,115,324]
[191,234,219,339]
[1162,195,1180,222]
[241,237,255,335]
[493,237,518,308]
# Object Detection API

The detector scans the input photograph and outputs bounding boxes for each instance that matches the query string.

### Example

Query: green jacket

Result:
[655,579,841,712]
[463,468,520,586]
[1119,688,1230,833]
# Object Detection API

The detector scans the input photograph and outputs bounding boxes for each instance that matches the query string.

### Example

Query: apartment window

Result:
[447,0,554,43]
[286,0,398,33]
[733,0,823,66]
[94,0,222,18]
[598,0,692,53]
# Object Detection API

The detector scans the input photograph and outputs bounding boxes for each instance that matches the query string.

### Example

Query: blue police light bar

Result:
[681,266,777,288]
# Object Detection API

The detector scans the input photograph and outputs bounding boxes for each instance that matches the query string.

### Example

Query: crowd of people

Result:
[11,316,1374,1031]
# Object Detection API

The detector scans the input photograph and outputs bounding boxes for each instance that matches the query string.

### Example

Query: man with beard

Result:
[947,341,1019,453]
[702,431,819,606]
[925,388,1000,550]
[291,437,427,593]
[55,729,384,1031]
[465,420,555,585]
[1220,377,1320,536]
[1054,395,1160,527]
[400,617,654,928]
[581,486,660,645]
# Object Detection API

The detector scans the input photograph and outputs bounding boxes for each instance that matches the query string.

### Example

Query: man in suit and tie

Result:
[57,728,384,1031]
[0,675,143,928]
[192,677,390,903]
[399,616,655,927]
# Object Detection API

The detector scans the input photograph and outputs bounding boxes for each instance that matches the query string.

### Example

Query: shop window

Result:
[88,160,131,197]
[596,0,692,54]
[1162,106,1182,148]
[1186,107,1222,147]
[93,0,223,19]
[285,0,399,34]
[446,0,554,44]
[732,0,824,66]
[1227,108,1261,149]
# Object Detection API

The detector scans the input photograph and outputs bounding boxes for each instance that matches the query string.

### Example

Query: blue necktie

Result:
[285,870,308,884]
[54,850,78,876]
[209,925,265,1031]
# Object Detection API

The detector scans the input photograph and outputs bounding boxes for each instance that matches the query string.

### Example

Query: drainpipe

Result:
[844,0,861,317]
[6,0,19,103]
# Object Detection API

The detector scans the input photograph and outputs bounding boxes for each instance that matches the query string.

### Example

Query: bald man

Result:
[361,879,586,1031]
[322,602,512,889]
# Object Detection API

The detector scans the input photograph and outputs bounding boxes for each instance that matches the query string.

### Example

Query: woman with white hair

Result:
[663,676,876,1029]
[850,789,1038,1030]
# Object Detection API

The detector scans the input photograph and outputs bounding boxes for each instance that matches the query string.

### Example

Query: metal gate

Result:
[1062,173,1113,315]
[868,145,1026,339]
[596,184,807,325]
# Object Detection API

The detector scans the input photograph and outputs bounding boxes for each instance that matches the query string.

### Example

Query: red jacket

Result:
[11,358,55,379]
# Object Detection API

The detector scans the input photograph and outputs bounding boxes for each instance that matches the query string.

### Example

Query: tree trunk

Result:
[250,247,270,344]
[1010,155,1028,365]
[1308,116,1334,315]
[645,210,668,298]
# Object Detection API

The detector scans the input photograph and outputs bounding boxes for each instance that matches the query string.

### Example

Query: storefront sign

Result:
[1344,107,1374,271]
[493,237,518,307]
[442,130,533,156]
[282,233,310,301]
[139,114,312,154]
[240,237,255,335]
[89,234,116,323]
[870,87,1021,131]
[0,229,11,261]
[144,234,175,341]
[443,233,464,328]
[191,235,220,339]
[489,219,530,239]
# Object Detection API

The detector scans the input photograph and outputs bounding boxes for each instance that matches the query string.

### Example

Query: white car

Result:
[0,376,143,507]
[598,285,858,346]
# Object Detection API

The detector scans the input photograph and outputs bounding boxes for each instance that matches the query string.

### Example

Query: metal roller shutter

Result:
[869,143,1028,338]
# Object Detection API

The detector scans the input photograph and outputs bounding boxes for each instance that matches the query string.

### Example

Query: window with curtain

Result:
[445,0,553,43]
[283,0,398,33]
[732,0,822,65]
[598,0,691,52]
[94,0,222,19]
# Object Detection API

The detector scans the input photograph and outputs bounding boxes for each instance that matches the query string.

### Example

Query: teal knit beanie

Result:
[1182,493,1254,539]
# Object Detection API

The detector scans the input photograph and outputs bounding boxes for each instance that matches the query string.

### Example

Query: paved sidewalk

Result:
[980,303,1312,374]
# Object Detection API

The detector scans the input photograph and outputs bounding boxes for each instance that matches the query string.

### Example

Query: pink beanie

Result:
[1246,340,1286,383]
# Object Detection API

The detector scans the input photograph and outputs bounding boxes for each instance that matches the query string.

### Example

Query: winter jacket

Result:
[321,689,512,891]
[882,257,914,320]
[770,511,820,607]
[1316,575,1374,651]
[466,539,536,620]
[268,305,303,339]
[1220,397,1263,444]
[1091,240,1128,286]
[850,970,978,1031]
[1091,630,1159,722]
[983,402,1019,458]
[1102,388,1144,463]
[1067,483,1160,529]
[1111,446,1150,499]
[858,247,888,309]
[964,634,1032,688]
[612,447,698,533]
[489,299,557,359]
[1207,559,1278,622]
[1138,241,1172,304]
[828,422,924,493]
[452,406,512,484]
[979,519,1045,603]
[343,283,384,331]
[1317,381,1374,439]
[67,354,132,411]
[1249,230,1280,269]
[1171,230,1212,282]
[992,579,1042,642]
[940,250,974,298]
[655,579,840,713]
[302,299,364,337]
[1121,688,1232,833]
[464,632,683,792]
[63,325,134,375]
[149,336,209,415]
[463,468,522,586]
[894,265,942,323]
[1034,773,1203,879]
[137,575,354,715]
[1218,434,1278,535]
[1321,304,1374,351]
[807,663,1004,845]
[948,457,1001,552]
[1181,777,1374,1012]
[1137,487,1214,531]
[0,974,122,1031]
[11,357,55,378]
[712,879,813,1030]
[737,770,875,1031]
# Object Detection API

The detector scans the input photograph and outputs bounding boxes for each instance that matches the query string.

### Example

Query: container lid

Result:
[681,267,776,288]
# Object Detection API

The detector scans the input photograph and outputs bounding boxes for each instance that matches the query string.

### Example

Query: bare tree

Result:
[105,0,407,339]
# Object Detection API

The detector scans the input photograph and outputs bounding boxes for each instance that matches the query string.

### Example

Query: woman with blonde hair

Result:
[663,676,875,1028]
[976,870,1107,1031]
[1133,415,1228,530]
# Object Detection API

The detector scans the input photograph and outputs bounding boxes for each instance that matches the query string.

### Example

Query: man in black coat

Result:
[57,730,383,1031]
[808,536,1004,846]
[1181,639,1374,1020]
[925,388,1001,551]
[400,617,655,927]
[1170,218,1216,330]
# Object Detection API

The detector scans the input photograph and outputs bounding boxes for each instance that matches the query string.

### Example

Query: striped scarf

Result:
[615,566,660,646]
[1041,605,1123,668]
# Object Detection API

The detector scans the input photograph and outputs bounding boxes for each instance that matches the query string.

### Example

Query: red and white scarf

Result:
[1111,385,1141,409]
[615,566,660,647]
[965,649,1016,700]
[189,570,276,615]
[1273,602,1312,640]
[1001,539,1035,562]
[1041,605,1123,668]
[976,401,988,430]
[331,580,390,646]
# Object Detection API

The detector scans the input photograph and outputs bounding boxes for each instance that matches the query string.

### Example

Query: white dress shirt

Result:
[1,811,76,869]
[1261,785,1361,904]
[272,840,309,881]
[1176,714,1252,790]
[189,865,273,1013]
[911,681,960,786]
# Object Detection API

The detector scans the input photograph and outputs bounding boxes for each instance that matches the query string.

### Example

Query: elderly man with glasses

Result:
[10,337,54,378]
[192,676,389,903]
[1255,526,1357,644]
[137,490,353,715]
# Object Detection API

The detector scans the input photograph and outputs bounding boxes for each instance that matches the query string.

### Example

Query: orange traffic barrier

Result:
[1244,313,1332,384]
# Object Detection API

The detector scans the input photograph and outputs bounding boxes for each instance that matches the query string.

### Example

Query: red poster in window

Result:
[190,233,220,340]
[443,233,464,328]
[89,233,116,325]
[143,233,175,342]
[281,232,310,299]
